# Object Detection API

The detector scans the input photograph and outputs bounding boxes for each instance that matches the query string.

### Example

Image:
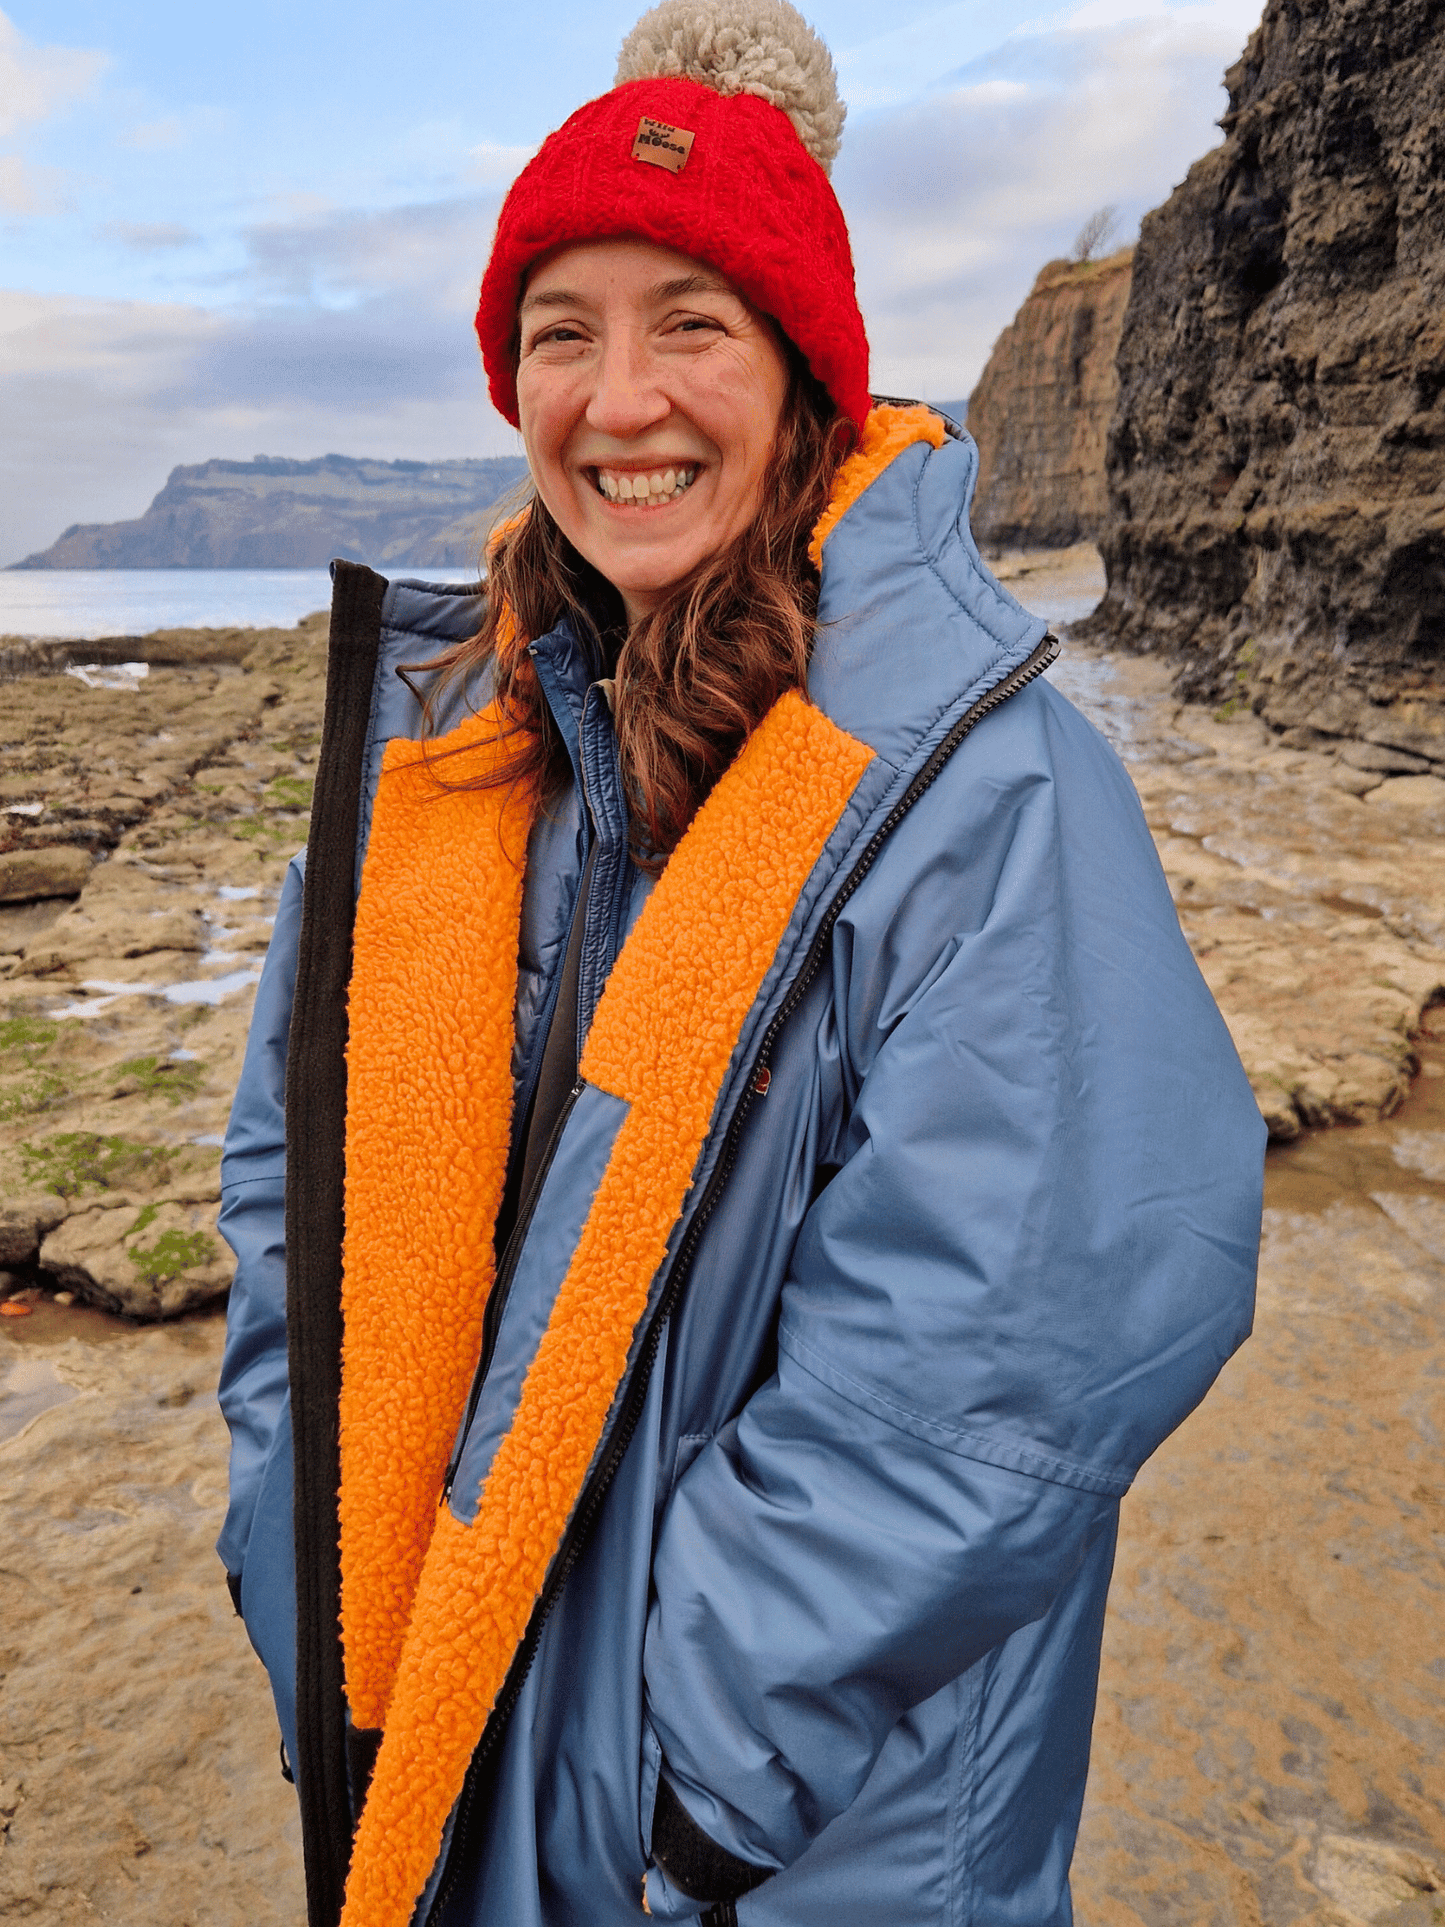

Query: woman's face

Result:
[515,237,791,626]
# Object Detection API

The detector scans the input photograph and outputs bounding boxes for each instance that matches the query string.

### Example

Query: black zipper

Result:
[439,1076,585,1505]
[424,633,1058,1920]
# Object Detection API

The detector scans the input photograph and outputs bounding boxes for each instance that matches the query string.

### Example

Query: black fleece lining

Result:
[651,1775,772,1907]
[346,1723,382,1820]
[286,559,387,1927]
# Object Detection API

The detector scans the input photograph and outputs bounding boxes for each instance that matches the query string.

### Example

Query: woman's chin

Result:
[586,532,713,616]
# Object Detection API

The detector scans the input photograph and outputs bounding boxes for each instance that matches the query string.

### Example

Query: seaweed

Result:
[18,1132,177,1198]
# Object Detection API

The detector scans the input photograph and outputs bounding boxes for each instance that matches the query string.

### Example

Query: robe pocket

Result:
[639,1712,664,1862]
[668,1432,713,1500]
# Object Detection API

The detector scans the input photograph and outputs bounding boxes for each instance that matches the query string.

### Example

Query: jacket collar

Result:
[527,616,603,788]
[810,407,1049,772]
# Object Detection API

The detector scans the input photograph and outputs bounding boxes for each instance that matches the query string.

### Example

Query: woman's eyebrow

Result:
[649,273,729,301]
[519,287,587,314]
[520,272,732,317]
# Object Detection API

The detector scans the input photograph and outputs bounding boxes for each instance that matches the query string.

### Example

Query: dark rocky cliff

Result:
[1087,0,1445,758]
[11,454,530,570]
[967,250,1133,552]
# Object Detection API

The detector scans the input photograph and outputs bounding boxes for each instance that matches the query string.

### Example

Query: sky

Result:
[0,0,1265,565]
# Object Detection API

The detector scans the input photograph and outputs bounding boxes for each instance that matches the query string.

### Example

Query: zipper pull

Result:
[751,1066,771,1097]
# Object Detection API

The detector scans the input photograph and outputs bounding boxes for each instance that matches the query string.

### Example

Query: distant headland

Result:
[9,453,531,571]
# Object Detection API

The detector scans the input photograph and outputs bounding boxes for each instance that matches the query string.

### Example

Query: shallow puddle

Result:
[0,1294,224,1348]
[0,1295,137,1347]
[1266,1009,1445,1214]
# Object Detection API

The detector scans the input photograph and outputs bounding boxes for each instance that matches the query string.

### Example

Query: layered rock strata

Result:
[1087,0,1445,744]
[967,250,1133,552]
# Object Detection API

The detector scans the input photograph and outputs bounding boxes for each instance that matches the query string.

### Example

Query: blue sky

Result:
[1,0,1263,563]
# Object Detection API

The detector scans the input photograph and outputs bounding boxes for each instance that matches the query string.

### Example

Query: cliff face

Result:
[12,454,530,570]
[967,250,1133,552]
[1089,0,1445,749]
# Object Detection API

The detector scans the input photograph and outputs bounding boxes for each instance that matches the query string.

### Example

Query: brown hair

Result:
[408,361,855,867]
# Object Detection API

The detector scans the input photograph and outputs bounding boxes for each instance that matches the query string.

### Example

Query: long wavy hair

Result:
[408,356,855,867]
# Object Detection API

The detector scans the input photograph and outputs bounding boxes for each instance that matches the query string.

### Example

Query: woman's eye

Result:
[529,324,587,350]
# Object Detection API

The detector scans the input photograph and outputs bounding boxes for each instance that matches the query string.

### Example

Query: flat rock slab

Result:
[0,846,91,904]
[2,616,326,1312]
[1072,1010,1445,1926]
[1049,643,1445,1139]
[4,592,1445,1920]
[42,1197,231,1318]
[0,1313,302,1924]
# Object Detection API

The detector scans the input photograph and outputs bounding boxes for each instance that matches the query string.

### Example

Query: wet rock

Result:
[0,1201,67,1269]
[1338,740,1432,775]
[1311,1837,1445,1926]
[17,903,205,976]
[1392,1130,1445,1184]
[1361,702,1445,767]
[40,1198,230,1318]
[1072,1017,1445,1923]
[0,846,91,904]
[1328,764,1384,798]
[968,250,1134,551]
[1086,0,1445,720]
[1048,620,1445,1140]
[1364,773,1445,815]
[1,612,325,1317]
[0,1321,304,1922]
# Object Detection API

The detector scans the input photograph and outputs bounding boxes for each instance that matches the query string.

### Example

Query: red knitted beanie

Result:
[476,26,870,432]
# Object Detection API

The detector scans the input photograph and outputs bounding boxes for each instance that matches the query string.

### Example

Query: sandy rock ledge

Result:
[2,613,327,1314]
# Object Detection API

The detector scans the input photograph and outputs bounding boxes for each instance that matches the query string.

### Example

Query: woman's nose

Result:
[585,333,670,438]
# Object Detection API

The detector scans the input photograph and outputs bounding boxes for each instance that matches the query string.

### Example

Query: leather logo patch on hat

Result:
[632,116,695,174]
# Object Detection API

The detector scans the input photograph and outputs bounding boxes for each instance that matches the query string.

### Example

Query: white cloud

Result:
[107,221,201,251]
[0,9,106,142]
[0,150,60,213]
[119,104,229,153]
[466,140,538,189]
[838,3,1259,399]
[1052,0,1261,34]
[0,0,1265,562]
[0,276,521,565]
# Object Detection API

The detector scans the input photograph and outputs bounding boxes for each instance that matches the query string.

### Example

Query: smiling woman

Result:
[516,246,790,621]
[447,229,850,862]
[215,5,1265,1927]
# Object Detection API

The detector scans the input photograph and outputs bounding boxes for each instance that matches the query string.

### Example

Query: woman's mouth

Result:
[592,465,697,507]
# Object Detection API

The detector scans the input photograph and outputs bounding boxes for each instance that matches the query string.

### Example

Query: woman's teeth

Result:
[595,466,696,506]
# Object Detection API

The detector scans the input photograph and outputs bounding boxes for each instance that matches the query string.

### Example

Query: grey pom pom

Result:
[615,0,845,175]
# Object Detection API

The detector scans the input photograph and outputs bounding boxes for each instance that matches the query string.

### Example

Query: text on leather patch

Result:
[632,117,695,173]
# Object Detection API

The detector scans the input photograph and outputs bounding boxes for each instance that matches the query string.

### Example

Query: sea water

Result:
[0,552,1093,643]
[0,567,479,640]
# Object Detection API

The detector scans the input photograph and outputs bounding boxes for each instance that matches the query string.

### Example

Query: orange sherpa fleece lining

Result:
[340,710,537,1729]
[339,691,874,1927]
[808,402,947,569]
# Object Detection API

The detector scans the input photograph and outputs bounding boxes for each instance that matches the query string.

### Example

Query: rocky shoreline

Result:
[1008,548,1445,1139]
[1,612,328,1317]
[3,558,1444,1920]
[4,555,1444,1318]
